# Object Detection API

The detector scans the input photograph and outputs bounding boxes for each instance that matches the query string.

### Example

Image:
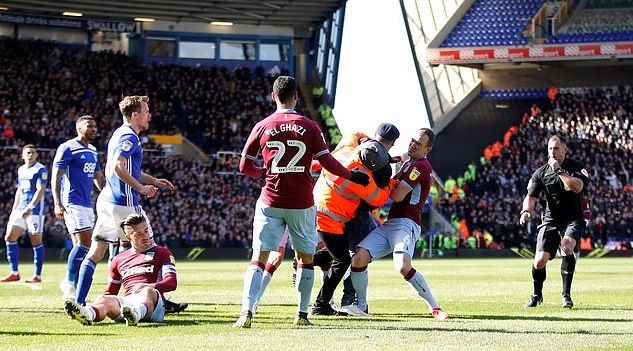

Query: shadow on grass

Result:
[188,302,295,307]
[453,314,633,323]
[0,330,115,336]
[264,323,633,336]
[0,307,63,314]
[578,306,633,312]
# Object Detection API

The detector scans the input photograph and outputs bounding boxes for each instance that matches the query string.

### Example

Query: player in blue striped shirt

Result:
[53,116,105,299]
[2,145,48,283]
[73,96,175,306]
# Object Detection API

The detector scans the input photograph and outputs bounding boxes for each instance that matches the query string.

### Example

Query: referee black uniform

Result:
[522,138,589,308]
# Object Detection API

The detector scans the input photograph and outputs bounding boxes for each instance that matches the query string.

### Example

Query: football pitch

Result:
[1,257,632,351]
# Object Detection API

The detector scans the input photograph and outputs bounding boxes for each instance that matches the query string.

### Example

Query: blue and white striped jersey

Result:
[100,124,143,207]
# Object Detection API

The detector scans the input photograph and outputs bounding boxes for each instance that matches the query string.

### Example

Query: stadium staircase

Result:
[428,95,548,178]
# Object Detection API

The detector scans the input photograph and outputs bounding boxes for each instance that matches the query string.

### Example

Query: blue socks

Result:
[76,258,96,305]
[32,244,44,277]
[66,245,89,287]
[6,241,19,274]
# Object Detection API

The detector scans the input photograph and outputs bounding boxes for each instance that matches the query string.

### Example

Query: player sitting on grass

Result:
[64,214,177,326]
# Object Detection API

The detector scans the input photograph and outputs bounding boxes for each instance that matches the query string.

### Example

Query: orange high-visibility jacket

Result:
[314,132,395,234]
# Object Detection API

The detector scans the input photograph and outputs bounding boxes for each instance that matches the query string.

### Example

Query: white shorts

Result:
[252,199,317,254]
[357,217,421,259]
[115,289,165,322]
[8,212,44,235]
[63,204,95,234]
[93,198,153,243]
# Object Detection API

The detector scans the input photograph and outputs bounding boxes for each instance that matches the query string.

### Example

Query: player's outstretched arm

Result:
[239,155,265,178]
[317,153,369,186]
[140,172,175,191]
[114,156,157,198]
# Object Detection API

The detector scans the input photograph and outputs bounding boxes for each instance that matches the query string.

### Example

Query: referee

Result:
[519,135,589,308]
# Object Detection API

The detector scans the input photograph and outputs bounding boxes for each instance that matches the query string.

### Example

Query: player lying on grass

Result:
[64,213,177,326]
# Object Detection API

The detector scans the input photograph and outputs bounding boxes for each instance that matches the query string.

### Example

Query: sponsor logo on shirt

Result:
[121,265,154,278]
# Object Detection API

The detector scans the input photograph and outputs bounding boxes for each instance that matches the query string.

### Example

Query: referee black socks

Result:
[532,266,546,297]
[561,254,576,296]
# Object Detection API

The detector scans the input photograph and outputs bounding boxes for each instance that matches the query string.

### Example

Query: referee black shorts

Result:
[536,220,585,259]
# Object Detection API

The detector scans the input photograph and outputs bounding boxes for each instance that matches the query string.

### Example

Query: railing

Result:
[530,3,549,41]
[551,0,575,35]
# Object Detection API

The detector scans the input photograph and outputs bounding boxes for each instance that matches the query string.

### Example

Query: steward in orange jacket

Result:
[312,123,400,314]
[314,134,395,234]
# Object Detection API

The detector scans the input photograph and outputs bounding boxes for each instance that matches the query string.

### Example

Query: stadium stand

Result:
[438,86,633,250]
[547,0,633,43]
[482,88,548,100]
[0,38,288,155]
[2,37,631,253]
[0,38,284,248]
[441,0,545,47]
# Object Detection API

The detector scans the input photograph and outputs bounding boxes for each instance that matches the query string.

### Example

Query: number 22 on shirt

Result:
[266,139,306,173]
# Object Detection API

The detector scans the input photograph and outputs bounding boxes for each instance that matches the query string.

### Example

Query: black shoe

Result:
[164,299,189,314]
[525,294,543,307]
[561,294,574,308]
[311,302,338,316]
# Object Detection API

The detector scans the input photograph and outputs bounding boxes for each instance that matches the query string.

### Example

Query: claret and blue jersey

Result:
[100,124,143,207]
[53,138,100,208]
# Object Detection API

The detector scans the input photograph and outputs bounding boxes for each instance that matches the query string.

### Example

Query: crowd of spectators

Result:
[438,86,633,250]
[0,38,282,249]
[2,38,631,252]
[0,37,289,154]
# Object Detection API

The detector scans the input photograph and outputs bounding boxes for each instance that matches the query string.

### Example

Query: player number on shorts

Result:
[265,140,306,173]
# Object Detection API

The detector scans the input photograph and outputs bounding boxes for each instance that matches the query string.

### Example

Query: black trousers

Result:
[314,211,376,306]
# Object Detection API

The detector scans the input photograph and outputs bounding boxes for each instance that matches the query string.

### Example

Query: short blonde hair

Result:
[119,96,149,120]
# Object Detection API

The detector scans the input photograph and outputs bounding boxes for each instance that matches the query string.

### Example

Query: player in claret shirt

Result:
[64,214,177,326]
[348,128,449,320]
[234,76,370,328]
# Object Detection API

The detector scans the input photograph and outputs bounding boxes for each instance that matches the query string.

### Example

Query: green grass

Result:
[1,258,632,351]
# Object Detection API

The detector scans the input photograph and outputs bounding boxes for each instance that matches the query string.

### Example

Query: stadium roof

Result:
[1,0,343,37]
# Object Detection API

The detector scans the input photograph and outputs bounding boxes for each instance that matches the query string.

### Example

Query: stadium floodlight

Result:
[211,21,234,26]
[62,11,83,17]
[134,17,155,22]
[0,6,8,11]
